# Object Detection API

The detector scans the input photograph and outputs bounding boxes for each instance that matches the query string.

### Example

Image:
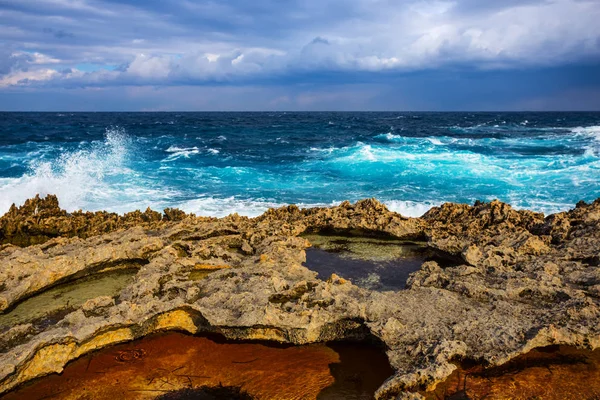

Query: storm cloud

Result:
[0,0,599,110]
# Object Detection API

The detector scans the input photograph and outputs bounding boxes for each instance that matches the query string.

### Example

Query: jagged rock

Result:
[0,195,599,399]
[0,194,188,247]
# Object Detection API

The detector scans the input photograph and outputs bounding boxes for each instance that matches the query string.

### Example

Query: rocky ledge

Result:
[0,195,599,399]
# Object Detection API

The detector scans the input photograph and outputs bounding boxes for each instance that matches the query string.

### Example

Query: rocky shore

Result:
[1,195,599,399]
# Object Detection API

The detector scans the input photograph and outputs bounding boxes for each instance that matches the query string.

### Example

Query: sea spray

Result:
[1,112,599,217]
[0,128,152,214]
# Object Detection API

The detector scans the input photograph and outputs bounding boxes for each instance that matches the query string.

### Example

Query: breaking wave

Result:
[0,128,170,214]
[1,113,599,218]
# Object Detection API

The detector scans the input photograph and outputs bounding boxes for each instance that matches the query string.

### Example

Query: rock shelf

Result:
[0,195,599,399]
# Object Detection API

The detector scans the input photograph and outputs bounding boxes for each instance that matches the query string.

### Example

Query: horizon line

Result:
[2,110,600,113]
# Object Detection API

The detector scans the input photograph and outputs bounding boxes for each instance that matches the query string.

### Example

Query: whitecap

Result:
[374,132,403,142]
[357,145,377,162]
[384,200,442,217]
[175,197,336,218]
[164,146,200,160]
[309,147,335,154]
[0,128,153,215]
[571,125,600,140]
[426,138,443,146]
[571,126,600,156]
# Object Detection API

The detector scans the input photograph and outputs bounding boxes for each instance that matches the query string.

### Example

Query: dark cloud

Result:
[0,0,599,110]
[1,63,598,111]
[43,28,75,39]
[0,47,34,75]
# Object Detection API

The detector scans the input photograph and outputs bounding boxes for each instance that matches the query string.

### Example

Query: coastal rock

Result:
[0,195,599,399]
[0,194,190,247]
[0,227,163,312]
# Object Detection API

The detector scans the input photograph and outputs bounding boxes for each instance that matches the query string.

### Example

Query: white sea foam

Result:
[309,147,336,154]
[510,199,576,217]
[326,142,490,167]
[375,132,403,141]
[572,126,600,156]
[356,144,377,161]
[164,146,200,160]
[571,125,600,139]
[384,200,442,217]
[175,197,337,218]
[174,197,441,219]
[426,138,443,145]
[0,128,147,215]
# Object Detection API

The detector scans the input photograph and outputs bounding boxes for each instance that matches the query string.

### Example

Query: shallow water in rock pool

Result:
[302,234,432,291]
[0,269,137,333]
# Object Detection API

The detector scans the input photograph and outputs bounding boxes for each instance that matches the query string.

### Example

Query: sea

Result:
[0,112,599,218]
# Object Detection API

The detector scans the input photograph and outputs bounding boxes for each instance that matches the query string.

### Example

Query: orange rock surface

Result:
[425,346,600,400]
[2,332,348,400]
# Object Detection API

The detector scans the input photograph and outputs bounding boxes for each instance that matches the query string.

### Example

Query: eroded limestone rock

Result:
[0,194,190,247]
[0,196,599,399]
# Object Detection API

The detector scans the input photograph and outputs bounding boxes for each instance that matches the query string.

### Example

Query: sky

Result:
[0,0,599,111]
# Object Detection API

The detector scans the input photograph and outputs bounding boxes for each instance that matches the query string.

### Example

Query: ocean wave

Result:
[2,115,599,220]
[571,126,600,156]
[163,146,222,160]
[384,200,442,217]
[374,132,403,142]
[426,138,444,146]
[309,147,336,154]
[571,125,600,141]
[315,142,487,166]
[374,133,455,146]
[0,128,165,215]
[374,126,600,158]
[164,146,200,160]
[446,124,600,144]
[175,197,337,218]
[447,123,567,135]
[175,197,441,218]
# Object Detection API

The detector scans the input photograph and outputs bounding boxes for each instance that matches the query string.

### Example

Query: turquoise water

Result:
[0,112,599,217]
